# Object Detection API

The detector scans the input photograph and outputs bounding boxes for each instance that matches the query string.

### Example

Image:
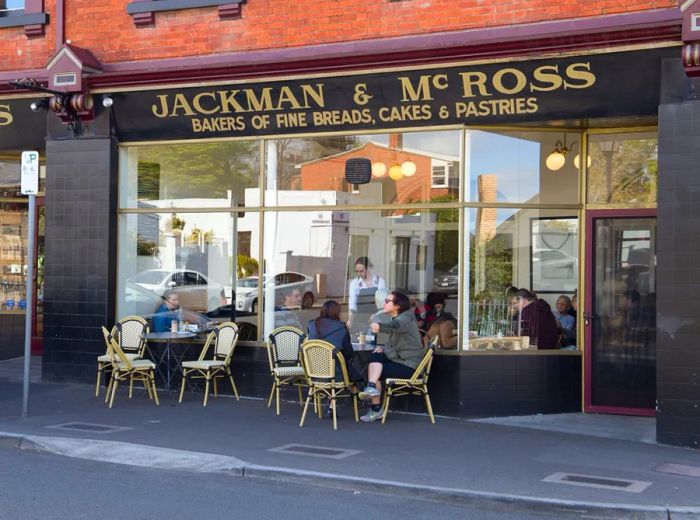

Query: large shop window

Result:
[464,208,579,351]
[262,208,460,344]
[586,132,658,205]
[265,131,461,207]
[119,142,260,210]
[465,129,580,205]
[117,127,584,351]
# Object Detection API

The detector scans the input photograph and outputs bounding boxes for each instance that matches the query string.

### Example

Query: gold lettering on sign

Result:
[151,84,326,118]
[564,63,596,89]
[0,104,14,126]
[398,74,448,102]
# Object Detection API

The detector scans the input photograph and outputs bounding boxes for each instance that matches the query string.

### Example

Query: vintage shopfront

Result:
[1,21,698,446]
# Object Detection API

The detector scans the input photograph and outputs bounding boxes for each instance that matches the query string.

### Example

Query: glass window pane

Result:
[118,141,260,209]
[586,132,657,205]
[117,212,236,327]
[1,1,25,11]
[0,154,46,196]
[266,130,461,207]
[263,208,460,350]
[464,208,579,350]
[466,130,580,204]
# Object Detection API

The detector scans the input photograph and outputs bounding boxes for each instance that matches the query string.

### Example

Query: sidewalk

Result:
[0,378,699,519]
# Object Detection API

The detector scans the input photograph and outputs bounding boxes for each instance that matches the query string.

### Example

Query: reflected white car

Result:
[235,272,315,314]
[127,269,231,312]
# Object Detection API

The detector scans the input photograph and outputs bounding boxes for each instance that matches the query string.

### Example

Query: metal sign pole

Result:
[22,194,36,418]
[20,150,39,419]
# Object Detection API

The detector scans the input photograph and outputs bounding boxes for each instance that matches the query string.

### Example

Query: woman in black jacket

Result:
[307,300,362,383]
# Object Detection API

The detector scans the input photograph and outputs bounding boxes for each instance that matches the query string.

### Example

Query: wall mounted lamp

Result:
[30,99,49,112]
[101,95,114,108]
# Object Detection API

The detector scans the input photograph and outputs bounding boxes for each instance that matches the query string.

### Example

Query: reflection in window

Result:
[0,1,25,11]
[464,208,578,350]
[586,132,657,205]
[466,130,580,204]
[263,209,459,346]
[119,141,260,209]
[266,130,461,206]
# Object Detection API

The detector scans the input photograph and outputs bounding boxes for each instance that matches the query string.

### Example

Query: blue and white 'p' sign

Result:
[21,150,39,195]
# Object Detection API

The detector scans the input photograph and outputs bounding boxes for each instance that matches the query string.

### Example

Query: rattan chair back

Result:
[269,326,306,367]
[301,339,350,385]
[102,326,134,370]
[115,316,149,356]
[213,322,239,363]
[409,336,437,384]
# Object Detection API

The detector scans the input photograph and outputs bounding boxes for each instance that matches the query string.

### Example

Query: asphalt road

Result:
[0,447,564,520]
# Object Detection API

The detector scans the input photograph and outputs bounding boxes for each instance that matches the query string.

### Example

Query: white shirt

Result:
[348,273,386,313]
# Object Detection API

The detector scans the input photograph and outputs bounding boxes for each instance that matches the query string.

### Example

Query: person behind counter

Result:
[307,300,362,384]
[359,290,424,422]
[348,256,386,330]
[152,290,181,332]
[422,292,458,349]
[515,288,560,349]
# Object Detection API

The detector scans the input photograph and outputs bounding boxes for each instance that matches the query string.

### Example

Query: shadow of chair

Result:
[267,326,307,415]
[381,336,437,424]
[101,326,159,409]
[179,322,239,406]
[96,316,148,397]
[299,339,359,431]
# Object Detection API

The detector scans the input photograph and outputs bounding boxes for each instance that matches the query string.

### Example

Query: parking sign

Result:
[21,150,39,195]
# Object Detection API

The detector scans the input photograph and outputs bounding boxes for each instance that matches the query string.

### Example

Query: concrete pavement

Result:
[0,378,699,519]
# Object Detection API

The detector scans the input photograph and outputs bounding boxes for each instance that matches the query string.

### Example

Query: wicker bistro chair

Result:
[267,326,307,415]
[101,327,159,409]
[381,336,438,424]
[179,322,240,407]
[95,316,149,397]
[299,339,360,431]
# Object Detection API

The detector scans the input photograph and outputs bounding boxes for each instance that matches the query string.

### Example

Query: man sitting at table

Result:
[152,290,181,332]
[515,288,559,349]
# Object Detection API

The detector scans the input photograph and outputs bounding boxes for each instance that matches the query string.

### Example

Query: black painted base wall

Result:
[42,137,118,383]
[657,84,700,449]
[0,313,25,360]
[226,347,582,418]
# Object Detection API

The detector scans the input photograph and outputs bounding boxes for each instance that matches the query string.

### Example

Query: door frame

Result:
[583,208,656,416]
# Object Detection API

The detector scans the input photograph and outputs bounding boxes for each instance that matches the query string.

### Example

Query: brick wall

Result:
[0,0,678,71]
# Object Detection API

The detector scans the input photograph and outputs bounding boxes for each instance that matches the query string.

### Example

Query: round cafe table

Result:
[142,331,197,394]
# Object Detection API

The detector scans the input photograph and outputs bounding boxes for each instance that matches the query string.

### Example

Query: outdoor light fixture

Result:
[30,99,49,112]
[9,78,95,137]
[102,95,114,108]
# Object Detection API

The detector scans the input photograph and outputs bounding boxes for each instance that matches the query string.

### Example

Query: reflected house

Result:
[299,140,459,205]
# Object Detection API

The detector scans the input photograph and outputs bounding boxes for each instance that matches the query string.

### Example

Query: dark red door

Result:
[584,209,656,415]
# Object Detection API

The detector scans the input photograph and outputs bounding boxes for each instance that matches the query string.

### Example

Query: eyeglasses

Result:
[384,298,395,304]
[355,269,366,274]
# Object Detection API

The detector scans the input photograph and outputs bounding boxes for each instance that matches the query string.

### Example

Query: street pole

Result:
[22,194,36,418]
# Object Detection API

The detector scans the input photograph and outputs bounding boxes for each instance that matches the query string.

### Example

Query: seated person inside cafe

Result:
[359,290,425,422]
[307,300,362,384]
[274,287,303,329]
[152,290,181,332]
[514,288,560,349]
[152,290,210,333]
[422,292,458,349]
[553,294,576,348]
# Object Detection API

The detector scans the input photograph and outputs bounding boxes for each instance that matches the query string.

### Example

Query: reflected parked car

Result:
[532,250,576,279]
[127,269,231,313]
[235,271,315,314]
[433,264,459,294]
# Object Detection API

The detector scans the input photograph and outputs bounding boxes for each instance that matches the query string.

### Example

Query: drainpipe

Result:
[55,0,65,49]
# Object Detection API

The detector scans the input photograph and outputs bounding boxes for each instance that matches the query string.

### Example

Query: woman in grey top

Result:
[359,290,424,422]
